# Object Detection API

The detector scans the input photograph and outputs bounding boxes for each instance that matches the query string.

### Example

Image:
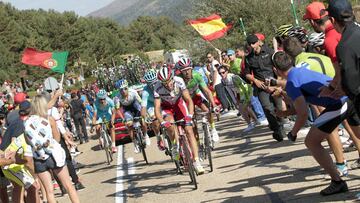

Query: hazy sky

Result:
[2,0,114,16]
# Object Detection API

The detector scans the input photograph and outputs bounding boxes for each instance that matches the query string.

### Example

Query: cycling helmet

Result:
[276,24,294,37]
[308,32,325,47]
[143,69,157,83]
[157,66,174,82]
[288,26,308,44]
[115,79,128,89]
[96,89,107,99]
[175,57,193,71]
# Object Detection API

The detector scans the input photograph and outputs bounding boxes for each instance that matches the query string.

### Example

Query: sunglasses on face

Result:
[99,98,106,101]
[219,71,227,75]
[221,55,226,57]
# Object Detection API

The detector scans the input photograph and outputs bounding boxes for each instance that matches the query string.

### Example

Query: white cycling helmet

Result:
[308,32,325,47]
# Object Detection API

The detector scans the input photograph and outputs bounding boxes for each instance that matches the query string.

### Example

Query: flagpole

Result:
[290,0,300,26]
[239,18,247,37]
[59,73,64,89]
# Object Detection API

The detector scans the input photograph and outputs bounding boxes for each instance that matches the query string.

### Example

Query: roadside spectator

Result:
[327,0,360,126]
[207,52,230,112]
[244,34,285,142]
[26,95,80,203]
[70,93,89,144]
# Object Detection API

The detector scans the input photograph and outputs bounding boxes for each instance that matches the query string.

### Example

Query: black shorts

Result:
[34,156,61,174]
[314,100,360,134]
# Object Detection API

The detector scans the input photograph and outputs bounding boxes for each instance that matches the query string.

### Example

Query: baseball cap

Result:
[246,34,259,45]
[19,100,31,115]
[303,2,328,20]
[327,0,353,21]
[14,92,27,104]
[255,33,265,41]
[227,49,235,56]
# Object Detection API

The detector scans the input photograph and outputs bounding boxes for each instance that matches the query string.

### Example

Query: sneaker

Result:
[111,146,117,153]
[211,128,219,142]
[256,119,269,126]
[283,121,294,132]
[193,160,205,175]
[157,140,165,151]
[350,158,360,170]
[171,144,180,161]
[144,135,151,146]
[75,182,85,191]
[320,180,348,196]
[324,163,349,179]
[337,163,349,177]
[272,130,284,142]
[243,123,255,133]
[76,168,80,174]
[221,109,229,116]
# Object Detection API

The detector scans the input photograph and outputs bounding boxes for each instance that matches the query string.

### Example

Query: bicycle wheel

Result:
[137,131,148,164]
[203,124,213,172]
[102,130,111,165]
[181,136,197,189]
[106,133,114,163]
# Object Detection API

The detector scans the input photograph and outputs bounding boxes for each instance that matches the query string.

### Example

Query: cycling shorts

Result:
[147,107,155,118]
[161,98,189,121]
[314,100,360,133]
[192,91,209,108]
[123,100,142,122]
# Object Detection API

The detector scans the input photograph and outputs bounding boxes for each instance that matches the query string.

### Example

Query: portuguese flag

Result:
[21,48,68,74]
[189,14,233,41]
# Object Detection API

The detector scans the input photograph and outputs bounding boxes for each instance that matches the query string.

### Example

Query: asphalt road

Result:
[58,114,360,203]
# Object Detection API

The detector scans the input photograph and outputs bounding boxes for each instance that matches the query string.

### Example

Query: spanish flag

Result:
[189,14,232,41]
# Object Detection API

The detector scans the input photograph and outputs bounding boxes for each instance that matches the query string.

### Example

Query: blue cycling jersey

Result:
[94,97,114,120]
[141,85,155,108]
[286,65,347,107]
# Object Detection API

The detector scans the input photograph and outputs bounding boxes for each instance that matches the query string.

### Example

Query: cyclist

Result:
[114,79,150,154]
[176,57,220,142]
[92,89,117,153]
[141,70,162,150]
[154,65,205,174]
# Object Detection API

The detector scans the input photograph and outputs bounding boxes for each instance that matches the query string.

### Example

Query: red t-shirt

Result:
[324,23,342,63]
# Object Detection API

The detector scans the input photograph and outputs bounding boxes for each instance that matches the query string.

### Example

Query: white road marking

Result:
[115,145,124,203]
[127,157,135,175]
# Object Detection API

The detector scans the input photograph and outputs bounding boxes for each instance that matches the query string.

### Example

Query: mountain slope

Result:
[88,0,191,25]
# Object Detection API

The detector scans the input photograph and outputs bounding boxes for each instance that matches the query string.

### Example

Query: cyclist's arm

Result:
[154,98,163,123]
[141,90,149,118]
[182,89,194,115]
[200,84,216,108]
[92,107,98,125]
[111,108,116,124]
